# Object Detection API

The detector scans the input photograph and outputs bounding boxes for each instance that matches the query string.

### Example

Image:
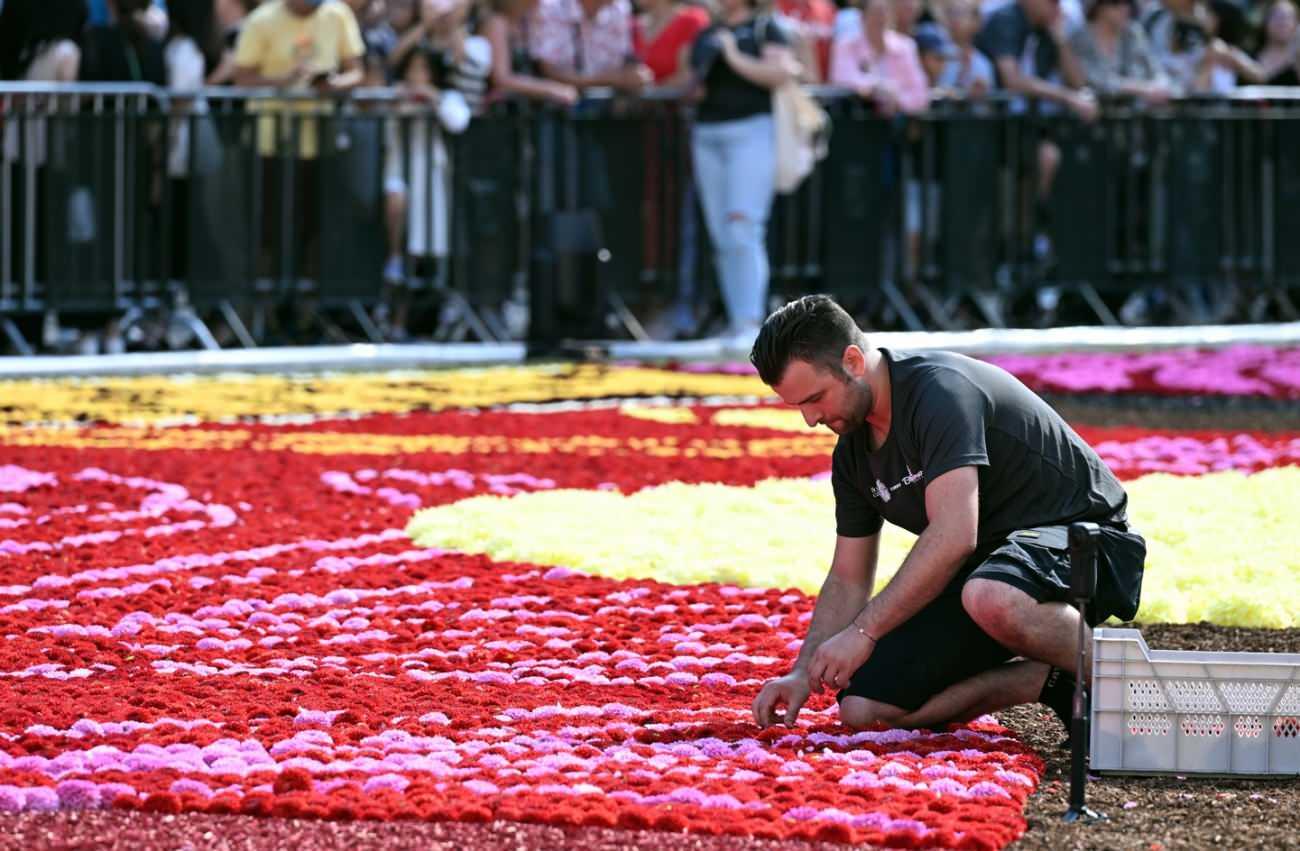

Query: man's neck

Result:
[864,348,891,433]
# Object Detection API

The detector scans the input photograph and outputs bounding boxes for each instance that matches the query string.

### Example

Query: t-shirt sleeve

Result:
[166,38,205,91]
[690,26,720,75]
[233,16,267,68]
[910,369,991,484]
[762,16,793,48]
[832,440,883,538]
[975,9,1021,61]
[337,5,365,61]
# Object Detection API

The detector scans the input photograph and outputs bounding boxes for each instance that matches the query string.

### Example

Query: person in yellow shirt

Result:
[234,0,363,303]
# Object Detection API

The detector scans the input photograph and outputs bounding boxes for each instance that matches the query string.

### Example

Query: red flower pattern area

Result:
[2,401,1297,849]
[0,538,1040,848]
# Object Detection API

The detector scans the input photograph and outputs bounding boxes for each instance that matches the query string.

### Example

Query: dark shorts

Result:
[837,518,1147,712]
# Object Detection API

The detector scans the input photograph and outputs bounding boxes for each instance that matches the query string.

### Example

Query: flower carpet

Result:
[0,354,1297,849]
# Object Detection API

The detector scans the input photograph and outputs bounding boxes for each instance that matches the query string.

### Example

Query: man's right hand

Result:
[752,671,812,728]
[1069,89,1099,123]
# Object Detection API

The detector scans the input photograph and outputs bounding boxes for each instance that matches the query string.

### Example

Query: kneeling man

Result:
[750,295,1146,734]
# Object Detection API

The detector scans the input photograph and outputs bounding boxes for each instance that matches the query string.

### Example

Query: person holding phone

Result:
[234,0,365,336]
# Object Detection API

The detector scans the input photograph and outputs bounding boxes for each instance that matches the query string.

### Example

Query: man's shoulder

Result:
[245,1,286,28]
[888,349,990,400]
[317,0,361,25]
[883,30,918,54]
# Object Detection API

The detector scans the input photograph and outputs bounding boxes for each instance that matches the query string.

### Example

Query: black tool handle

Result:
[1064,522,1105,823]
[1068,522,1100,601]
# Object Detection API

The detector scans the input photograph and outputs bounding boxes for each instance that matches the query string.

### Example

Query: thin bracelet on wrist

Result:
[852,622,877,643]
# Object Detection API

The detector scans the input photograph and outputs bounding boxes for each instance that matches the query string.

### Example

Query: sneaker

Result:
[1039,667,1090,749]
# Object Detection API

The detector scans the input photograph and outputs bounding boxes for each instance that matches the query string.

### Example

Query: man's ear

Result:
[841,344,867,379]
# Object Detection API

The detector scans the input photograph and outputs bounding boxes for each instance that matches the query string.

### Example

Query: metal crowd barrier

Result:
[3,82,1300,353]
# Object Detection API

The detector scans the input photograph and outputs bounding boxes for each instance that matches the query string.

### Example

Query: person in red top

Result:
[633,0,710,84]
[775,0,836,81]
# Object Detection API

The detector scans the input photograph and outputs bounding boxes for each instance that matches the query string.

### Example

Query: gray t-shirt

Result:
[831,348,1127,542]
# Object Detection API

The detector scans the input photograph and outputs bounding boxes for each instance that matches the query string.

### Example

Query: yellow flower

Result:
[407,469,1300,627]
[0,366,769,426]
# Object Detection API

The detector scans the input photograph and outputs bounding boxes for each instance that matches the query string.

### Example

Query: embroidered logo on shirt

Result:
[871,465,925,503]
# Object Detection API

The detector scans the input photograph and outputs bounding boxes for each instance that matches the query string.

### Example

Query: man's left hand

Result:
[808,628,875,693]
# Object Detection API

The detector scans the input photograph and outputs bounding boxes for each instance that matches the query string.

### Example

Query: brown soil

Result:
[1007,622,1300,851]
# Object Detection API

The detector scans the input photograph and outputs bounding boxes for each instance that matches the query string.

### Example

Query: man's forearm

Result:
[792,572,872,673]
[1007,72,1077,107]
[1055,40,1087,92]
[853,525,973,642]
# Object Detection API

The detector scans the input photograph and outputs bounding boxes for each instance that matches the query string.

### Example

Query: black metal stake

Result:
[1064,522,1106,824]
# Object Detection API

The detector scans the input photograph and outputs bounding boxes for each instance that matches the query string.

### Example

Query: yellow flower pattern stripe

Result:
[1,367,769,425]
[407,468,1300,628]
[0,426,836,458]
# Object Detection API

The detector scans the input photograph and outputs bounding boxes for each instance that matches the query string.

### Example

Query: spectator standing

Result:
[1256,0,1299,84]
[1143,0,1260,92]
[935,0,995,96]
[380,40,480,338]
[688,0,799,340]
[233,0,363,319]
[530,0,652,92]
[1,0,86,166]
[482,0,579,103]
[830,0,931,115]
[0,0,86,82]
[776,0,838,81]
[915,28,950,87]
[1066,0,1173,101]
[209,0,260,83]
[163,0,224,304]
[976,0,1095,117]
[633,0,710,84]
[165,0,222,174]
[80,0,168,84]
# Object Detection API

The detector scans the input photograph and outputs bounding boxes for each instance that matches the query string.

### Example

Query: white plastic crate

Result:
[1091,628,1300,775]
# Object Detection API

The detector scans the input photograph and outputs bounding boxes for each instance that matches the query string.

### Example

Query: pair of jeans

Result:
[691,113,775,333]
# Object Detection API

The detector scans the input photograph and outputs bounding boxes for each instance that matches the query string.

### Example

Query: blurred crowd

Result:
[2,0,1298,344]
[4,0,1297,111]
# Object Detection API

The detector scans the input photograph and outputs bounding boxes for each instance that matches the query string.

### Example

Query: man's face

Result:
[1023,0,1059,27]
[771,353,873,436]
[286,0,323,17]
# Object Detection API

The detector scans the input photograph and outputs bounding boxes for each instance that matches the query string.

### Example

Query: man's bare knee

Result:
[962,579,1032,647]
[838,696,908,730]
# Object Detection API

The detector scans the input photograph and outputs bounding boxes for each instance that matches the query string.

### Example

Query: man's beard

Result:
[830,379,872,435]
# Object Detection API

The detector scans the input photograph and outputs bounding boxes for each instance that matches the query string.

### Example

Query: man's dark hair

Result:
[749,294,866,386]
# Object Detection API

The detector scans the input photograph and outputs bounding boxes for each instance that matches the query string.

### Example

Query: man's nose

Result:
[801,407,819,428]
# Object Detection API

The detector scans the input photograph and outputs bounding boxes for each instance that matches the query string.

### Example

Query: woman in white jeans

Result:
[688,0,799,340]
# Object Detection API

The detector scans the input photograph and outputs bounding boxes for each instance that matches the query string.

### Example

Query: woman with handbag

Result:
[688,0,800,342]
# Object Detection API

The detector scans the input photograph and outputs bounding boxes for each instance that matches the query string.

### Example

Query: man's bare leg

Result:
[839,660,1051,730]
[961,579,1092,682]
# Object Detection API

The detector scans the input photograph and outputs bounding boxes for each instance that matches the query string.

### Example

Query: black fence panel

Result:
[937,114,1000,300]
[449,112,523,308]
[5,85,1300,346]
[319,114,386,305]
[818,100,894,311]
[42,111,124,311]
[1162,117,1223,285]
[1275,118,1300,289]
[187,111,257,308]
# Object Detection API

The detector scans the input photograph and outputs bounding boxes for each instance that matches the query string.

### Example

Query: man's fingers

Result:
[753,690,774,727]
[784,694,806,727]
